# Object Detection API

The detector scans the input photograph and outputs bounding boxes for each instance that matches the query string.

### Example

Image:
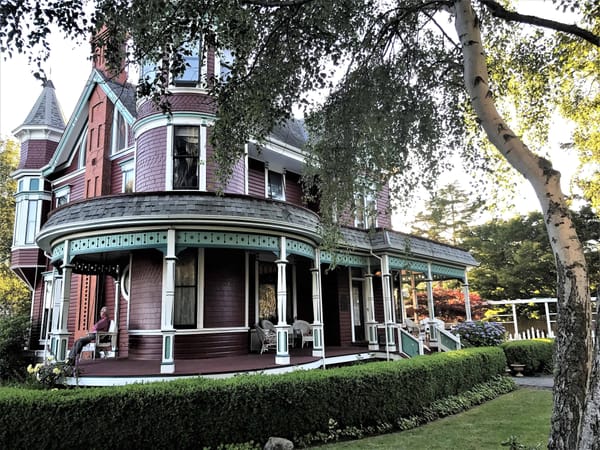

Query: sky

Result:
[0,1,583,230]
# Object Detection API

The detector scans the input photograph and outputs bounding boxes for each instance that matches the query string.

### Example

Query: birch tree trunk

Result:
[454,1,594,448]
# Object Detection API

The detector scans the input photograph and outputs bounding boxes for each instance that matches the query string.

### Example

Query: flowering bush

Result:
[27,356,76,388]
[453,321,506,347]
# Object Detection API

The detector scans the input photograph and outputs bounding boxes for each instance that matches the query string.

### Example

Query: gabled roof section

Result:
[13,80,65,134]
[43,69,137,176]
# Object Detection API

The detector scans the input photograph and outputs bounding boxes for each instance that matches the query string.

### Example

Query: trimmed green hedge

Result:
[501,339,554,375]
[0,347,507,449]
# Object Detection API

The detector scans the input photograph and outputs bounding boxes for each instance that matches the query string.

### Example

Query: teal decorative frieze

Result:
[51,242,65,262]
[287,239,315,259]
[69,231,169,258]
[320,251,369,267]
[389,257,428,273]
[430,264,465,280]
[176,231,279,252]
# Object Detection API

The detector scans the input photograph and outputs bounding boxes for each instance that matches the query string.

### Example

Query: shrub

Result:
[454,321,506,347]
[0,314,30,382]
[0,347,508,449]
[501,339,554,375]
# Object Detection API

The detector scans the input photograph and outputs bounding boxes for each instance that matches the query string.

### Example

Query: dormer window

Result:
[111,109,129,154]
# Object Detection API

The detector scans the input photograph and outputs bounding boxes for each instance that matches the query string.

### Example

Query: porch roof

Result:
[37,192,322,253]
[339,227,478,268]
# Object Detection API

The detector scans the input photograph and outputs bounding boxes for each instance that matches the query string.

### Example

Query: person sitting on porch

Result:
[66,307,111,365]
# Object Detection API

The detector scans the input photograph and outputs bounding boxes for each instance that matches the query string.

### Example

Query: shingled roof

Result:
[19,80,66,131]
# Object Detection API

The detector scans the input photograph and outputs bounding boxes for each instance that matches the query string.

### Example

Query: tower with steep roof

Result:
[10,80,64,291]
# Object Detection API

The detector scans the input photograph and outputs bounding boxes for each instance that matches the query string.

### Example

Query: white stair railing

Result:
[437,327,461,352]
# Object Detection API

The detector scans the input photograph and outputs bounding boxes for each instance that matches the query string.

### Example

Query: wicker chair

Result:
[255,324,277,354]
[292,320,314,348]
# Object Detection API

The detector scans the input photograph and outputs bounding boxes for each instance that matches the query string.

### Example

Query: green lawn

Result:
[312,387,552,449]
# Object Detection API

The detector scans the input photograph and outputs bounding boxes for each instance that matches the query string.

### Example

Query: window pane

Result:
[113,111,127,153]
[173,126,199,189]
[25,200,38,244]
[29,179,39,191]
[123,169,134,193]
[268,171,284,200]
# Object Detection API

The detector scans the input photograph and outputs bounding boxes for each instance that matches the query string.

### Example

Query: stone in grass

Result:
[264,436,294,450]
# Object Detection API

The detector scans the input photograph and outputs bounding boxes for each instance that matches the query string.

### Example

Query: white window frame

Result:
[111,109,129,154]
[166,122,207,191]
[54,185,71,208]
[77,125,88,169]
[265,166,286,201]
[354,190,378,229]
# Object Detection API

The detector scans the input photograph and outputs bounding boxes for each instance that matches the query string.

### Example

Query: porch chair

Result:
[292,319,314,348]
[255,324,277,354]
[260,319,295,348]
[81,320,118,360]
[404,318,422,335]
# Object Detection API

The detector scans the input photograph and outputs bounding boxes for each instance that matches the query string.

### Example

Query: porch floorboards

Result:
[74,345,372,379]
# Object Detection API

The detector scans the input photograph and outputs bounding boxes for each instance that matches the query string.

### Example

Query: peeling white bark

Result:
[453,1,594,448]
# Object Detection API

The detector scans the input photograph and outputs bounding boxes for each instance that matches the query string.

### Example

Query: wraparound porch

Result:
[67,345,405,386]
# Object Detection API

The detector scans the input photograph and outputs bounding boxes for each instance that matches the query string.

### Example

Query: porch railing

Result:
[437,327,461,352]
[397,327,424,357]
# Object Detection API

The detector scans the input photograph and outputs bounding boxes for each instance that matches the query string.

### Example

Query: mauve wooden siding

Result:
[129,250,162,330]
[223,155,246,194]
[136,92,217,121]
[174,333,248,359]
[203,248,245,328]
[136,127,166,191]
[10,247,43,266]
[285,171,303,208]
[18,139,59,170]
[248,159,265,197]
[65,274,80,347]
[128,335,162,360]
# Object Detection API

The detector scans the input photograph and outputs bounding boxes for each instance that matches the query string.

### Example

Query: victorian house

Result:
[10,41,477,383]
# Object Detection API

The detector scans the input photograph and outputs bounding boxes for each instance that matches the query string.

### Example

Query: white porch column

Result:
[275,237,290,365]
[463,269,472,322]
[381,255,396,351]
[365,262,378,351]
[398,271,407,323]
[311,249,324,357]
[426,263,437,340]
[50,240,72,361]
[112,269,121,356]
[161,229,177,374]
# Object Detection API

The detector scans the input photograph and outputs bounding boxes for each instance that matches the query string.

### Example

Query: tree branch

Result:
[241,0,315,6]
[479,0,600,47]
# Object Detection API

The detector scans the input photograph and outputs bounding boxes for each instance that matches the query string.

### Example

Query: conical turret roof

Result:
[20,80,66,131]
